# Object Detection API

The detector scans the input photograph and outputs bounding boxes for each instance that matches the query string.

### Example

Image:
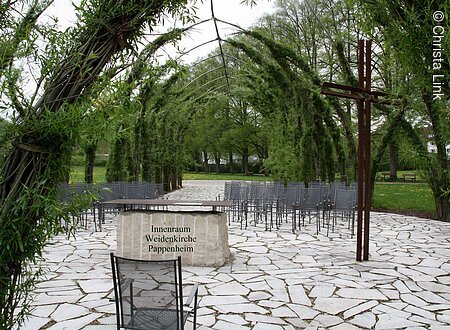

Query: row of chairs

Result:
[222,181,357,236]
[58,181,165,231]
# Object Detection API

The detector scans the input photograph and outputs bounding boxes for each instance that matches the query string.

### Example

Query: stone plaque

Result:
[116,210,230,267]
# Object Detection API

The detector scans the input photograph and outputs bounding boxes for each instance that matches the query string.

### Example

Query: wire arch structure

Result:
[152,0,258,103]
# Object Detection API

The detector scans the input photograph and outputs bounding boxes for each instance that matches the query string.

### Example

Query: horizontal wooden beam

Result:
[322,82,365,94]
[320,90,363,100]
[321,84,400,105]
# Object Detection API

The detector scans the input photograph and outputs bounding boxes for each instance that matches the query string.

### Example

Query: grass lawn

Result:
[70,166,106,183]
[182,172,272,181]
[371,182,435,214]
[71,166,436,216]
[376,169,426,182]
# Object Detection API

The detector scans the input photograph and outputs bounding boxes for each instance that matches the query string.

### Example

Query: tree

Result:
[355,0,449,220]
[226,29,346,182]
[0,1,193,327]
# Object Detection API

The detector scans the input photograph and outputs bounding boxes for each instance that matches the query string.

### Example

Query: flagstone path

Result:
[20,180,450,329]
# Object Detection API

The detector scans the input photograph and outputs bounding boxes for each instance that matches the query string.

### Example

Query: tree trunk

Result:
[228,152,234,174]
[163,165,171,192]
[422,94,448,221]
[203,150,209,173]
[178,172,183,188]
[389,141,398,180]
[215,153,221,174]
[131,121,142,181]
[141,113,156,182]
[0,143,69,328]
[0,1,189,325]
[435,194,449,222]
[106,133,129,182]
[242,147,249,175]
[84,143,97,184]
[171,167,178,190]
[154,165,162,184]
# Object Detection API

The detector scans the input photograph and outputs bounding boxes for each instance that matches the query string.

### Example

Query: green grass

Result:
[372,182,434,213]
[376,169,426,182]
[70,166,106,183]
[71,166,435,214]
[182,172,272,181]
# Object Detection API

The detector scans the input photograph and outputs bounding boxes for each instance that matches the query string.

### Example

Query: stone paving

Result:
[20,180,450,329]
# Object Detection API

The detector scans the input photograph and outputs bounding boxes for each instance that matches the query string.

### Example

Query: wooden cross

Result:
[321,40,386,261]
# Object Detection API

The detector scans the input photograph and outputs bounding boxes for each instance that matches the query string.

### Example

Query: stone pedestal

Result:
[116,211,230,267]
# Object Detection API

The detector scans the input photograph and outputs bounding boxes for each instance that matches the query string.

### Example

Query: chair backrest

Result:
[110,254,183,329]
[287,181,305,190]
[334,189,357,210]
[124,182,149,199]
[96,182,122,201]
[286,186,303,207]
[58,182,91,205]
[228,182,244,202]
[149,183,164,199]
[302,187,322,209]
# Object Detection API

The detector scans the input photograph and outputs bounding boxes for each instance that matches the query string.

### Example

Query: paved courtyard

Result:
[21,180,450,329]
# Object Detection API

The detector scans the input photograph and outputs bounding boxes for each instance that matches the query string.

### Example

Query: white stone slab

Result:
[343,300,379,319]
[51,303,89,322]
[252,323,284,330]
[197,314,216,327]
[310,285,336,298]
[215,303,269,314]
[314,314,343,327]
[271,306,298,318]
[245,313,286,325]
[375,314,421,329]
[248,291,272,301]
[83,326,116,330]
[46,313,102,330]
[116,211,230,267]
[336,288,388,300]
[349,312,376,328]
[217,314,248,326]
[30,305,58,318]
[314,298,364,315]
[201,295,248,306]
[213,320,250,330]
[78,279,111,293]
[288,285,311,306]
[209,281,250,296]
[287,304,320,319]
[20,316,50,330]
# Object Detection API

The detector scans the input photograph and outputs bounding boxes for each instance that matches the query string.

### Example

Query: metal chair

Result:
[110,253,198,330]
[329,188,357,236]
[285,186,303,232]
[300,187,322,234]
[57,182,93,230]
[124,182,150,199]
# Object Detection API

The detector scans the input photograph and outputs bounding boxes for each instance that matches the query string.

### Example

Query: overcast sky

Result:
[44,0,275,63]
[164,0,275,63]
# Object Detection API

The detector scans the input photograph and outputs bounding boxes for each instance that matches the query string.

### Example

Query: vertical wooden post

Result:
[356,40,365,261]
[363,40,372,261]
[321,39,378,262]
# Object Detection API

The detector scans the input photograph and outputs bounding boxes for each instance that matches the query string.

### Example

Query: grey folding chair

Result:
[110,254,198,330]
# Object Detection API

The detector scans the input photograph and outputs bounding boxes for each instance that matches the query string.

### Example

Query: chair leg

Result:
[193,291,198,330]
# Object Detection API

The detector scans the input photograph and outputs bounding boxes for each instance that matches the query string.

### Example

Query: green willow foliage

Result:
[139,68,188,190]
[0,106,89,327]
[104,30,187,184]
[0,0,193,327]
[226,31,344,183]
[353,0,449,220]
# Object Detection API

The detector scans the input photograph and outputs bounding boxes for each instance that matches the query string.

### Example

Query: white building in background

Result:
[427,141,450,156]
